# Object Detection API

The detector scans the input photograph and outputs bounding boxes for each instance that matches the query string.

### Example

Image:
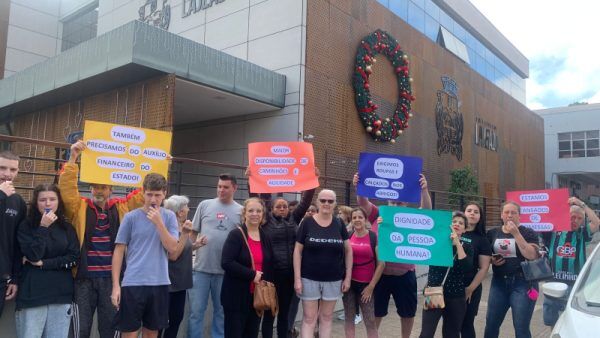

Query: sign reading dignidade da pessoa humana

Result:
[505,188,571,232]
[80,121,172,187]
[357,152,423,203]
[378,206,454,267]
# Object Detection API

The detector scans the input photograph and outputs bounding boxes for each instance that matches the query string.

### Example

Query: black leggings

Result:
[160,290,187,338]
[261,269,295,338]
[461,285,483,338]
[419,296,466,338]
[224,300,261,338]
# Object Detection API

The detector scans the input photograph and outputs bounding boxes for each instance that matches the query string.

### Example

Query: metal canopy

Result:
[0,20,286,121]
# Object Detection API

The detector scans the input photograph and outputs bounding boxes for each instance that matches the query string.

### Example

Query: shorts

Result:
[374,271,417,318]
[299,278,342,301]
[113,285,169,332]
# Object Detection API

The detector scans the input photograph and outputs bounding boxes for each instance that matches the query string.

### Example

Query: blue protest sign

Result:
[357,152,423,203]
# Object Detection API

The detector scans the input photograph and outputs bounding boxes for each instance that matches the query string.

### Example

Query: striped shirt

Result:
[543,224,592,284]
[87,209,112,277]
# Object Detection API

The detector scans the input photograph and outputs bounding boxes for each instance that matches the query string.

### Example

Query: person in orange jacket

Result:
[58,140,144,338]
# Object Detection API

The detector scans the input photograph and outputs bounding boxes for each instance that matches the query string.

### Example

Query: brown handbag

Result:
[238,227,279,317]
[423,255,455,310]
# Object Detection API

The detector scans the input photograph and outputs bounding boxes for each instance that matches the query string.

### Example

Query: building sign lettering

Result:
[183,0,226,18]
[435,76,463,161]
[475,117,498,151]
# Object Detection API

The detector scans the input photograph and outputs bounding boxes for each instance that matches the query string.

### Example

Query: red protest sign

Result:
[248,142,319,193]
[505,188,571,232]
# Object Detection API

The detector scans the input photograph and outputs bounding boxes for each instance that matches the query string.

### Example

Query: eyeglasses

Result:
[319,199,335,204]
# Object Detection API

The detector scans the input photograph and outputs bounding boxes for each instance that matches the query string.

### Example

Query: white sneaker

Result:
[337,312,345,320]
[354,313,362,324]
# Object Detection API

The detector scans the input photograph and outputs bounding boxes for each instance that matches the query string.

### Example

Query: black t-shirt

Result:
[427,241,474,298]
[461,231,492,283]
[297,216,349,281]
[487,226,539,276]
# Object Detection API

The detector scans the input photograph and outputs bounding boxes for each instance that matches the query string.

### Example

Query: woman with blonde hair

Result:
[221,197,275,338]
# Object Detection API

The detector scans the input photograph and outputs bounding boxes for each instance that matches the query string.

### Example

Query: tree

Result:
[448,166,480,209]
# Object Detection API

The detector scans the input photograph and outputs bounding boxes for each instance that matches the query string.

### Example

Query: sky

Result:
[469,0,600,110]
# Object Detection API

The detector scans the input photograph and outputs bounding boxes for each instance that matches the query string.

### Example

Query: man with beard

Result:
[0,151,27,317]
[59,140,144,338]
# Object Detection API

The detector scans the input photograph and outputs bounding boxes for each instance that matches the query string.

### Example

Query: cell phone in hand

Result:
[492,253,504,260]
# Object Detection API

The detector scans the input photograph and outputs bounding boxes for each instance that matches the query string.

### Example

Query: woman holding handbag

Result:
[221,197,275,338]
[419,212,473,338]
[483,201,540,338]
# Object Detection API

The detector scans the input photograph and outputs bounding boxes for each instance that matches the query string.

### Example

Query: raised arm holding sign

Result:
[80,120,172,187]
[357,152,423,203]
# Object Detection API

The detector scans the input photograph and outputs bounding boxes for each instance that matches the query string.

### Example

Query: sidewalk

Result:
[327,272,552,338]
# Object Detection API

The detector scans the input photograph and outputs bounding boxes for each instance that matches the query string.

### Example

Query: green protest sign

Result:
[378,206,454,267]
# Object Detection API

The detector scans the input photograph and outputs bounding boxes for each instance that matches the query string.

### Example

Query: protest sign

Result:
[506,188,570,232]
[357,152,423,203]
[80,121,172,187]
[378,206,453,267]
[248,142,319,193]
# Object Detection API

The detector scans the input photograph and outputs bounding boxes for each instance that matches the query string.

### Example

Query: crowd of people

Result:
[0,141,598,338]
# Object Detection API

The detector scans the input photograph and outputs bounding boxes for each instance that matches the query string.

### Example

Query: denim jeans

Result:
[187,271,224,338]
[484,275,537,338]
[15,303,72,338]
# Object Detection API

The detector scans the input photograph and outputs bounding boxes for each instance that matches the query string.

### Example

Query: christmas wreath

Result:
[353,29,415,143]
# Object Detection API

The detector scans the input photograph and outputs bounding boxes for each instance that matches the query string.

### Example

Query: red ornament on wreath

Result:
[353,29,415,142]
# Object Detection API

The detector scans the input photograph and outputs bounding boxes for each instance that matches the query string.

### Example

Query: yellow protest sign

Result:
[80,120,172,187]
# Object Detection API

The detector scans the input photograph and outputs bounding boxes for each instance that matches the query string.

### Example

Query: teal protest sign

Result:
[378,206,454,267]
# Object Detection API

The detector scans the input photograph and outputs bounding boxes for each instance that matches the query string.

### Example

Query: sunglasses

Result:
[319,199,335,204]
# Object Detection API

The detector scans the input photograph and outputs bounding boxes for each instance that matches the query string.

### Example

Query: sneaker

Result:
[354,313,362,324]
[337,312,345,320]
[288,327,299,338]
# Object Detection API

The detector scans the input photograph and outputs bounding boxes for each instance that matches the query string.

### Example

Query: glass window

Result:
[559,141,571,151]
[61,3,98,52]
[424,0,440,21]
[424,14,439,41]
[411,0,425,10]
[587,149,600,157]
[438,27,470,63]
[587,130,599,138]
[573,150,586,158]
[408,1,426,34]
[558,133,571,141]
[559,151,572,158]
[453,22,467,42]
[475,54,485,75]
[485,62,494,81]
[484,47,495,64]
[572,131,586,140]
[587,139,599,149]
[390,0,409,21]
[465,31,476,50]
[573,140,585,150]
[439,9,453,31]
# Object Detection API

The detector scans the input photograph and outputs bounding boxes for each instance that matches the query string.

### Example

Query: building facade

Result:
[536,103,600,208]
[0,0,543,199]
[0,0,545,335]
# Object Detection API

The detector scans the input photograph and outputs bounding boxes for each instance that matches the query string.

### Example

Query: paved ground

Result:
[322,270,553,337]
